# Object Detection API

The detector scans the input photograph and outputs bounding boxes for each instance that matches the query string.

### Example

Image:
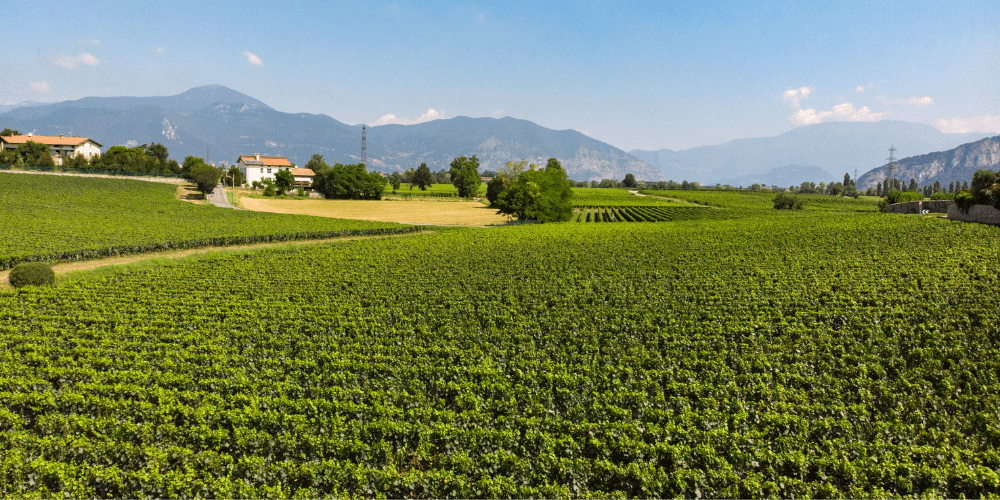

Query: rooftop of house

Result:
[289,168,315,177]
[0,134,101,147]
[238,154,293,167]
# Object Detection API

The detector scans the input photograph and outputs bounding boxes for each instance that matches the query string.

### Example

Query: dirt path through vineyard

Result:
[0,231,430,289]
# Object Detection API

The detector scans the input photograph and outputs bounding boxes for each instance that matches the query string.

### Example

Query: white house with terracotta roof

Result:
[0,134,102,165]
[236,154,314,187]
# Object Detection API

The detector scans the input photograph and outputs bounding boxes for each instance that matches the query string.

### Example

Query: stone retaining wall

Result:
[947,204,1000,226]
[885,200,954,214]
[885,201,921,214]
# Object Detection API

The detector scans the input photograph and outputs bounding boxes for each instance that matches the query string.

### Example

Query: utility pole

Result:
[361,125,367,167]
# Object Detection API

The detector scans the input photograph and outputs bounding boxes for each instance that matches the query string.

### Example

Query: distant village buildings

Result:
[236,153,314,187]
[0,134,102,165]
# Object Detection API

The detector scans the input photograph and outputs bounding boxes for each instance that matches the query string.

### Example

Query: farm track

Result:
[206,183,240,209]
[0,230,431,289]
[0,168,188,184]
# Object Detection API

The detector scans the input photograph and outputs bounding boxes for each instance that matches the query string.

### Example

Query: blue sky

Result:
[1,0,998,151]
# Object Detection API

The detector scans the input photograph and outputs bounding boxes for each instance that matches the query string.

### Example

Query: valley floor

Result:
[2,173,999,498]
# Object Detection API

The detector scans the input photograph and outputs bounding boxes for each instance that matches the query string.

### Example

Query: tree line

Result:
[0,129,181,174]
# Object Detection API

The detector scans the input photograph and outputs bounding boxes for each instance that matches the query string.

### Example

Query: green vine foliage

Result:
[0,173,414,270]
[1,208,999,497]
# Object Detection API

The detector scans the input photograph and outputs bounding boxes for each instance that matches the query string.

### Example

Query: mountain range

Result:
[3,86,994,186]
[856,134,1000,190]
[0,85,660,182]
[630,121,990,186]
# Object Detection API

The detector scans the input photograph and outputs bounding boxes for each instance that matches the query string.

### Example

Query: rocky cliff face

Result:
[857,135,1000,189]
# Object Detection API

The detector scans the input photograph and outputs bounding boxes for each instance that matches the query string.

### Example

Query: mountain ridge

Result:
[631,121,991,185]
[856,135,1000,189]
[0,85,659,181]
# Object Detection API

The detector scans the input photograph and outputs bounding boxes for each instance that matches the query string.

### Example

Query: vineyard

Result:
[570,188,688,207]
[573,205,731,223]
[0,173,416,270]
[2,199,1000,497]
[639,189,878,213]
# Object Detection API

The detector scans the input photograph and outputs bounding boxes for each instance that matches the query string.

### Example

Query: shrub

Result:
[773,193,804,210]
[930,191,953,201]
[954,190,975,214]
[884,190,920,205]
[263,184,276,197]
[8,262,55,288]
[876,199,888,213]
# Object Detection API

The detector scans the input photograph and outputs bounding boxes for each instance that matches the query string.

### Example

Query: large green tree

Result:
[15,140,55,168]
[495,158,573,222]
[145,143,169,163]
[388,172,402,191]
[181,156,204,179]
[305,154,330,175]
[622,173,637,188]
[485,160,529,206]
[189,161,221,197]
[1,128,20,137]
[227,165,244,186]
[274,169,295,196]
[449,155,481,198]
[413,163,434,191]
[314,163,386,200]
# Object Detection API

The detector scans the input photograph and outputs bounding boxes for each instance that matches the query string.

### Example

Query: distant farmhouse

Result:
[0,134,102,165]
[236,154,314,187]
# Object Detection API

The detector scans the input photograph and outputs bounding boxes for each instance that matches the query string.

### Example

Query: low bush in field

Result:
[8,262,54,287]
[772,192,804,210]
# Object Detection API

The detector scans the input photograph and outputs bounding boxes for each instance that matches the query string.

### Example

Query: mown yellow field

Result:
[240,197,510,226]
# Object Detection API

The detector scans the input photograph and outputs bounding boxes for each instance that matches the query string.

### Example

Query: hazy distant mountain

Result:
[0,85,660,181]
[631,121,990,185]
[0,101,52,114]
[856,135,1000,189]
[717,164,834,188]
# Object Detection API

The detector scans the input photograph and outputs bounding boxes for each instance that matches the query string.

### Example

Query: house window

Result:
[266,168,271,173]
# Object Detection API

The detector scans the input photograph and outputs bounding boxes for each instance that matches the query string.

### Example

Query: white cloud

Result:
[50,53,100,69]
[790,102,889,126]
[372,113,400,126]
[30,82,49,92]
[782,86,814,108]
[855,85,865,92]
[242,51,263,66]
[478,12,486,22]
[905,96,934,106]
[418,108,442,122]
[935,115,1000,134]
[370,108,445,126]
[156,47,166,54]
